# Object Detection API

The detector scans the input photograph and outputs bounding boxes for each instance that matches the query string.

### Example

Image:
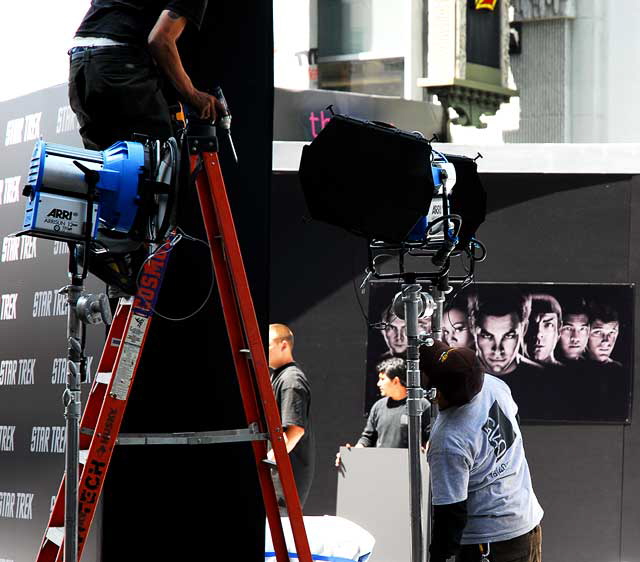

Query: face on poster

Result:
[366,282,633,423]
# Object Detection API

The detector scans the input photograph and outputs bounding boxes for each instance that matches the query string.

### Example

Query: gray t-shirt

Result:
[357,396,430,448]
[427,374,543,544]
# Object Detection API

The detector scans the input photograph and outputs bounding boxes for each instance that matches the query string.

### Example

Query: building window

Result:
[317,0,405,96]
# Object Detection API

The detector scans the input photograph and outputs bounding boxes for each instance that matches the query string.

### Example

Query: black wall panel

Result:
[270,173,369,516]
[621,178,640,562]
[270,170,640,562]
[102,3,273,560]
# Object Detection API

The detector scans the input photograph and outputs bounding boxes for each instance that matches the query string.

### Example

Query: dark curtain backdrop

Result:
[102,3,273,560]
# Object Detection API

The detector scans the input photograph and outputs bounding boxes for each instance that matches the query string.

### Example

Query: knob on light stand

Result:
[392,288,435,323]
[76,293,113,325]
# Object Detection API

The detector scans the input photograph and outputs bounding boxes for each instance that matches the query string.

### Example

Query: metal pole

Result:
[63,273,83,562]
[403,283,425,562]
[430,288,444,343]
[424,287,444,561]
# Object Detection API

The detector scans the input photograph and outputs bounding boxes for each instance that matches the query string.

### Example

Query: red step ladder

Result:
[35,146,312,562]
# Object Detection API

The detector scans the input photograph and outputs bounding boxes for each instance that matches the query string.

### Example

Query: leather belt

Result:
[68,45,137,61]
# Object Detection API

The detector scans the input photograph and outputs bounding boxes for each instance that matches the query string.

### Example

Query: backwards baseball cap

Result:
[419,340,484,406]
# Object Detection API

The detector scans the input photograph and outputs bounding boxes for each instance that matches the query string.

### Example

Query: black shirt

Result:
[356,396,431,448]
[76,0,208,44]
[270,362,315,503]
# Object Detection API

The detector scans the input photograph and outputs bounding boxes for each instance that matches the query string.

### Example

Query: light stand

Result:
[61,165,112,562]
[424,287,444,562]
[17,133,182,560]
[297,114,487,562]
[368,229,484,562]
[61,268,83,562]
[393,282,442,562]
[402,284,430,562]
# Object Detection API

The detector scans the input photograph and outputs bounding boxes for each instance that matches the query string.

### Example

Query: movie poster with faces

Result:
[366,281,633,423]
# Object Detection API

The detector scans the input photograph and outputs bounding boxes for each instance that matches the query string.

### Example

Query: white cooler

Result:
[265,515,375,562]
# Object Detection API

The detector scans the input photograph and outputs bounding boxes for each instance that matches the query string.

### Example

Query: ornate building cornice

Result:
[500,0,511,87]
[512,0,576,21]
[420,0,519,127]
[455,0,467,80]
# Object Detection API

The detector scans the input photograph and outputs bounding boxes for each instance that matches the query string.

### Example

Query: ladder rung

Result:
[95,371,112,384]
[117,428,268,446]
[46,526,64,547]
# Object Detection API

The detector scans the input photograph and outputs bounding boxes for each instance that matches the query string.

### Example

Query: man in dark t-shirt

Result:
[335,357,430,467]
[68,1,225,295]
[69,0,223,150]
[268,323,315,511]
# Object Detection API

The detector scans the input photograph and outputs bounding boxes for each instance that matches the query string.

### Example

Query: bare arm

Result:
[267,424,306,461]
[147,10,223,120]
[283,424,305,453]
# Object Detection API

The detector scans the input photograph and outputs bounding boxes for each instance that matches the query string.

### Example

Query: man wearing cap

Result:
[420,341,543,562]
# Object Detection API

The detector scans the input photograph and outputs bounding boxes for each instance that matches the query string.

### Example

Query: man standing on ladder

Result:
[68,0,225,295]
[70,0,223,149]
[268,323,316,512]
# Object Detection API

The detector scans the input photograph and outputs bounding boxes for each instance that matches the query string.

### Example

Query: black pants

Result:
[68,47,173,151]
[68,46,174,293]
[271,464,313,516]
[456,526,542,562]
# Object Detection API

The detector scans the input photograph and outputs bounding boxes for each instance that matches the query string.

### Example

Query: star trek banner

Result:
[366,281,633,423]
[0,84,102,562]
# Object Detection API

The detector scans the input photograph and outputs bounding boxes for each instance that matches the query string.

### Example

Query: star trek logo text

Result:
[31,426,65,453]
[0,294,18,321]
[0,492,34,520]
[33,290,68,317]
[56,105,79,134]
[1,236,37,262]
[0,359,36,385]
[5,112,42,146]
[0,176,20,206]
[0,426,15,452]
